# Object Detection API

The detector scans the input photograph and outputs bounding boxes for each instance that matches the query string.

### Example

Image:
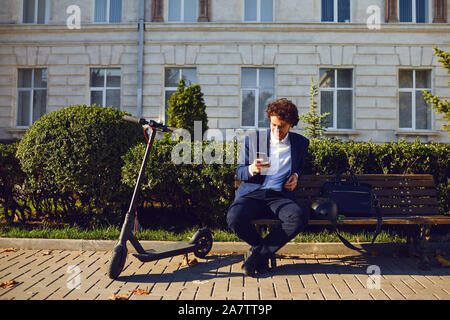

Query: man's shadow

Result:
[115,251,450,283]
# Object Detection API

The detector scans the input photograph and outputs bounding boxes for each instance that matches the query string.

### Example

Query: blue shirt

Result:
[248,132,293,192]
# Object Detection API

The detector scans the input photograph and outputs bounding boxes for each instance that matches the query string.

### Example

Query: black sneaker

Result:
[242,247,271,276]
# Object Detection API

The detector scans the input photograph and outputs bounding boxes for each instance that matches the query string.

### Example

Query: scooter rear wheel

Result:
[107,243,128,279]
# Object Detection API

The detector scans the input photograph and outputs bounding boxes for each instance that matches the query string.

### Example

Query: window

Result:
[244,0,274,22]
[319,69,353,129]
[168,0,198,22]
[241,68,275,128]
[399,0,430,23]
[164,68,197,123]
[22,0,49,24]
[94,0,122,23]
[321,0,351,22]
[17,69,47,127]
[399,70,431,130]
[90,69,121,109]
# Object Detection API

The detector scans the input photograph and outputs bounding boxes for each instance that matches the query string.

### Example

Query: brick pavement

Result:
[1,248,450,300]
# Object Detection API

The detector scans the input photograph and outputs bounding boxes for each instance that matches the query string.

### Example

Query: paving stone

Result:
[1,248,450,300]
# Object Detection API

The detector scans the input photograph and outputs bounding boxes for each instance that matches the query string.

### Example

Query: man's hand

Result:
[250,158,271,175]
[283,174,298,191]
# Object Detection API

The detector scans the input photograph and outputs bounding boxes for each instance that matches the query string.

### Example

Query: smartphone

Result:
[257,152,270,166]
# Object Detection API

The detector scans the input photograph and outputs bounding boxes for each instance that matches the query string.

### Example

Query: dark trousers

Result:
[226,188,308,259]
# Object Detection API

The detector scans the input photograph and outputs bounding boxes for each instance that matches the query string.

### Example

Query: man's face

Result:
[270,115,291,141]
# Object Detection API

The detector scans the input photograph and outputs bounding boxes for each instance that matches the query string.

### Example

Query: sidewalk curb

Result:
[2,237,450,255]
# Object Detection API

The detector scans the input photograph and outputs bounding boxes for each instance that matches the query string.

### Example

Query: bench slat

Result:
[294,188,438,198]
[308,215,450,225]
[251,215,450,226]
[298,180,436,188]
[378,206,440,215]
[379,197,439,206]
[235,174,445,222]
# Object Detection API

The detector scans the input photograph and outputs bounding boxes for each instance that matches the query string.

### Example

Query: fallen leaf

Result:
[129,288,151,295]
[182,256,198,267]
[108,293,129,300]
[436,255,450,268]
[0,280,19,289]
[1,248,17,253]
[193,280,209,285]
[188,258,198,266]
[41,250,52,255]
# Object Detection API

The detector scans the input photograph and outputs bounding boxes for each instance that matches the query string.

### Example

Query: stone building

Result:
[0,0,448,143]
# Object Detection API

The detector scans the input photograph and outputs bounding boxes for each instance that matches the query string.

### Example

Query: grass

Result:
[0,223,409,243]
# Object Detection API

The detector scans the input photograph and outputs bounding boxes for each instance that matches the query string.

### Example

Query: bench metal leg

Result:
[411,224,431,270]
[406,224,431,270]
[270,255,277,269]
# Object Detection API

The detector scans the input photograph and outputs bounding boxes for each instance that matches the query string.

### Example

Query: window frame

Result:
[16,68,48,128]
[168,0,199,23]
[243,0,275,23]
[240,67,275,129]
[398,0,432,23]
[319,68,354,130]
[321,0,352,23]
[398,69,433,131]
[93,0,123,23]
[90,68,121,109]
[21,0,50,24]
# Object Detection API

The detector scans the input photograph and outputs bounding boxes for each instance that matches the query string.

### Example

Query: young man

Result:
[227,99,310,276]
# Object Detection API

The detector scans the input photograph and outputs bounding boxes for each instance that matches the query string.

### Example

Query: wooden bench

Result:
[235,174,450,270]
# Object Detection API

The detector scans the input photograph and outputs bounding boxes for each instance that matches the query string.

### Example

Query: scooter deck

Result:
[132,241,196,262]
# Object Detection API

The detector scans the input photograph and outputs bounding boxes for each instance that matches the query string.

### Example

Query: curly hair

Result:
[266,99,299,127]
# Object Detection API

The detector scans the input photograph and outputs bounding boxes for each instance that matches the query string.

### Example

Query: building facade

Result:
[0,0,449,143]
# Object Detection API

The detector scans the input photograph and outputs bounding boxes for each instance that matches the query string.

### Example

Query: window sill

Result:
[395,130,440,137]
[7,128,27,140]
[323,129,360,137]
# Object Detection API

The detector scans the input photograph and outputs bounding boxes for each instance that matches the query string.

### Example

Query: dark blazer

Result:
[235,129,309,201]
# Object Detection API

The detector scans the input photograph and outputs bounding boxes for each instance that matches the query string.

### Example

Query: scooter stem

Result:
[117,128,157,253]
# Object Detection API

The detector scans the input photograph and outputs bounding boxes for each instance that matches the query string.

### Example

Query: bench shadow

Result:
[115,252,450,284]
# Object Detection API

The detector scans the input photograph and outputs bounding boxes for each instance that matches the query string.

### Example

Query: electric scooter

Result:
[107,115,213,279]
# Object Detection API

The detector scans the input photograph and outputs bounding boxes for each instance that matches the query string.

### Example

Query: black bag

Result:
[322,168,376,217]
[313,168,382,253]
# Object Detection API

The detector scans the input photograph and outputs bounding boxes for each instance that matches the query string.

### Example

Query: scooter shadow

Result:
[116,254,245,283]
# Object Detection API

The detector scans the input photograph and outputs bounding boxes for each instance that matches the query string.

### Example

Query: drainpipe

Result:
[137,0,145,118]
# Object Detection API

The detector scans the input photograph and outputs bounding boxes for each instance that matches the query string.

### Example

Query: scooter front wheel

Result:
[107,243,128,279]
[191,228,213,259]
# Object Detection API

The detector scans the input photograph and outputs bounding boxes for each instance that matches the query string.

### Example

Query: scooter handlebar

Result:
[123,115,143,124]
[123,115,176,133]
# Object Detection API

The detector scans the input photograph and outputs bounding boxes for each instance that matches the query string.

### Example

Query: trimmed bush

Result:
[15,105,143,225]
[0,143,30,223]
[166,79,208,137]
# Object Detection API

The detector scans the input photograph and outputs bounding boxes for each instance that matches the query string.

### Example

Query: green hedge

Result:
[121,139,237,228]
[121,137,449,228]
[2,127,448,228]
